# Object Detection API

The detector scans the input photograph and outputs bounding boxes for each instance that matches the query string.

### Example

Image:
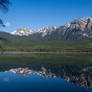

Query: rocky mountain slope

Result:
[54,17,92,40]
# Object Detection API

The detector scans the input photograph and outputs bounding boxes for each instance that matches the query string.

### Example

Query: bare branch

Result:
[0,0,10,12]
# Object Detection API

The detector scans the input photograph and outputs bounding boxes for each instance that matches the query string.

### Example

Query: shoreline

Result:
[0,51,92,55]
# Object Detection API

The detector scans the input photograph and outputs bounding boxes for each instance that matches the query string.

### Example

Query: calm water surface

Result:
[0,54,92,92]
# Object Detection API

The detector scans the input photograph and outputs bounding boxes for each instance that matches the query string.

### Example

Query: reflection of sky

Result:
[0,72,91,92]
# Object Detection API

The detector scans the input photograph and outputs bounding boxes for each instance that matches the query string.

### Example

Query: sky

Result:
[0,0,92,32]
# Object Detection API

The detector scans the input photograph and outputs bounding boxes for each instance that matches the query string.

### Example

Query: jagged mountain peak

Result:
[40,26,56,30]
[71,17,92,24]
[36,26,56,37]
[10,27,33,36]
[81,16,92,21]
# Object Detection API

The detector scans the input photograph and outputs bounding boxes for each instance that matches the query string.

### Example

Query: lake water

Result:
[0,54,92,92]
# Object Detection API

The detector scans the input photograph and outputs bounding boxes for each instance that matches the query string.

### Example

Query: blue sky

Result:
[0,0,92,32]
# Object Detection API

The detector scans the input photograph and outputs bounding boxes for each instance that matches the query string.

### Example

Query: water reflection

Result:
[9,67,56,78]
[3,64,92,88]
[0,54,92,92]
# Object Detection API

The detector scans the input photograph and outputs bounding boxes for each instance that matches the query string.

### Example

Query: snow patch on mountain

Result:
[10,27,33,36]
[35,26,56,37]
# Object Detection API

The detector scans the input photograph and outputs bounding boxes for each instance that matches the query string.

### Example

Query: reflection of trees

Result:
[0,0,10,11]
[0,0,10,52]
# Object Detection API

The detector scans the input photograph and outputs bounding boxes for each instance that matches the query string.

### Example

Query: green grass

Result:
[1,39,92,52]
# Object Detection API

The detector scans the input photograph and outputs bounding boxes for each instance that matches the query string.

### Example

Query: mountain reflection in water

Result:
[0,54,92,92]
[4,64,92,88]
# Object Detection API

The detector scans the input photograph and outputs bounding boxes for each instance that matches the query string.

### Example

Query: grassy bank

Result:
[0,40,92,52]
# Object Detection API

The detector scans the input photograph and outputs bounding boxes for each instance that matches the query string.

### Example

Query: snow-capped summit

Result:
[35,26,56,37]
[64,22,71,28]
[10,27,33,36]
[37,26,56,32]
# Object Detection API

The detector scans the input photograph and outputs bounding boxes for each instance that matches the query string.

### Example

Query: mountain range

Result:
[9,17,92,40]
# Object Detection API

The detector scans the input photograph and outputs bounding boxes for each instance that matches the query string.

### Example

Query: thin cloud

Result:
[5,22,11,27]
